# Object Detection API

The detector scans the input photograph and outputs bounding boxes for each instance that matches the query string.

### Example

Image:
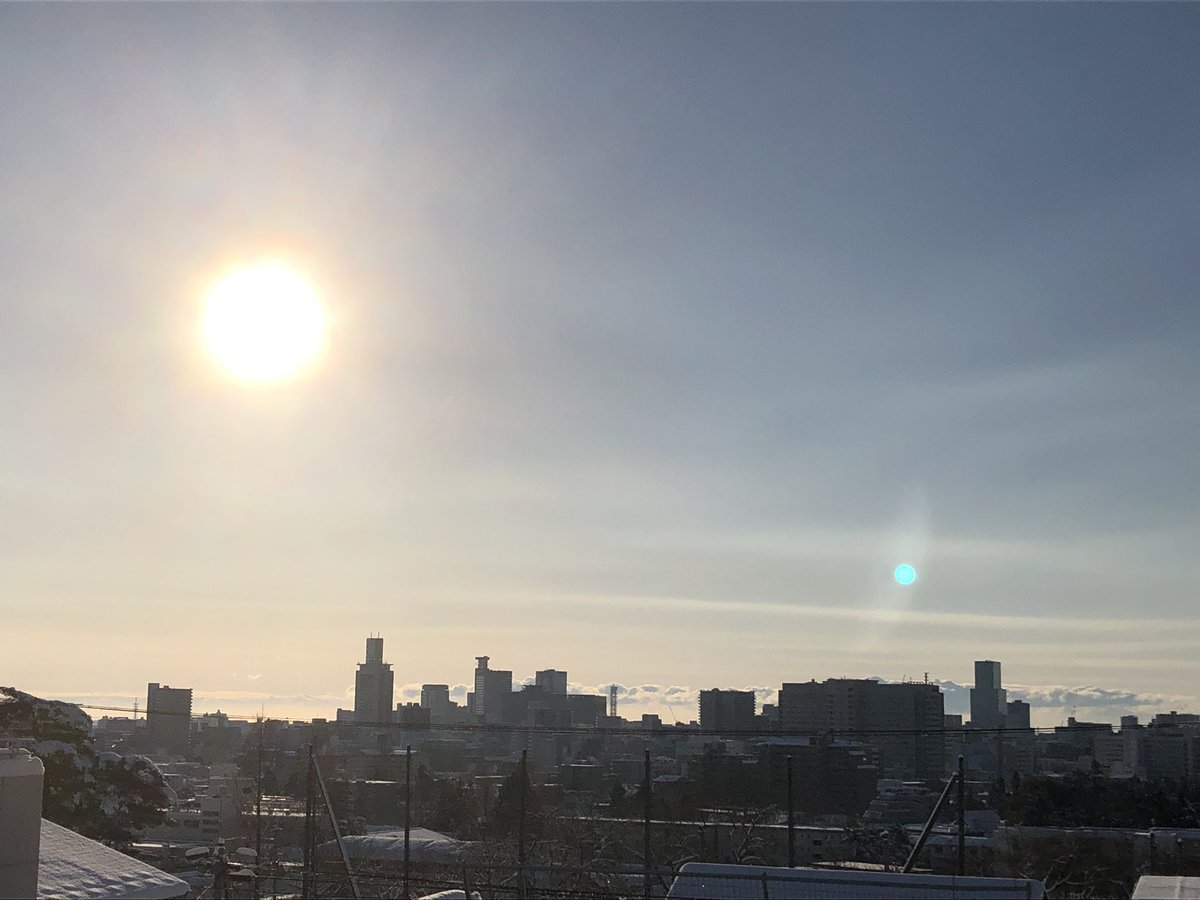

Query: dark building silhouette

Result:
[354,636,395,725]
[698,689,757,732]
[760,740,879,818]
[567,693,607,727]
[420,684,452,717]
[534,669,568,694]
[502,685,607,727]
[970,660,1007,729]
[779,678,945,780]
[472,656,512,722]
[1006,699,1032,730]
[395,702,431,727]
[146,682,192,752]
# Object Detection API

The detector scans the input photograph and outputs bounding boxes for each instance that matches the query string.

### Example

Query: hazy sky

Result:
[2,4,1197,728]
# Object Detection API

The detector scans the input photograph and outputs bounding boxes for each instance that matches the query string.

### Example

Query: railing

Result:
[205,860,1042,900]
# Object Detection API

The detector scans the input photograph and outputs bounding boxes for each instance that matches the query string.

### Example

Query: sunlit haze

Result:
[2,3,1198,732]
[202,262,328,384]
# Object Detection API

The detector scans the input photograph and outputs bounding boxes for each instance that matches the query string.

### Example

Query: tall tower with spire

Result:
[354,634,395,725]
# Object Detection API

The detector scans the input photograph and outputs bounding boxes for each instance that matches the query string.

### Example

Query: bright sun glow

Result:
[202,262,328,383]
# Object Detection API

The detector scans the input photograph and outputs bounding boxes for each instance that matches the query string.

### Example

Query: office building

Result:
[535,669,568,695]
[970,660,1007,730]
[146,683,192,752]
[567,693,607,727]
[779,678,945,780]
[1006,699,1032,730]
[472,656,513,722]
[698,689,757,732]
[354,636,395,725]
[420,684,452,717]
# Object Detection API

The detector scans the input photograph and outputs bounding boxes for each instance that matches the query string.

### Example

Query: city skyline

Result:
[29,641,1186,731]
[3,5,1198,725]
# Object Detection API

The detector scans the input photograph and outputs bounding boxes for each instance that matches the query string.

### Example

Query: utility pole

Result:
[310,746,361,900]
[787,755,796,867]
[518,748,529,898]
[996,727,1005,786]
[404,746,412,900]
[302,748,315,899]
[957,755,966,876]
[904,767,961,873]
[643,748,652,900]
[255,716,264,900]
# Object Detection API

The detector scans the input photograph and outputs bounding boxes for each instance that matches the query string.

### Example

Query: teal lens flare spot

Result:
[894,564,917,586]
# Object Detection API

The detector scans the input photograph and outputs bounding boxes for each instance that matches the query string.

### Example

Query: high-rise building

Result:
[1005,699,1031,730]
[970,660,1008,729]
[420,684,452,715]
[354,636,395,725]
[472,656,512,722]
[146,683,192,752]
[698,689,757,732]
[779,679,945,780]
[534,669,568,695]
[566,693,607,727]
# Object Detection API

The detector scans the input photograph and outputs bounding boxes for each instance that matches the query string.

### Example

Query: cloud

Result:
[510,591,1195,636]
[859,678,1184,722]
[1008,684,1184,711]
[397,684,422,702]
[929,680,972,716]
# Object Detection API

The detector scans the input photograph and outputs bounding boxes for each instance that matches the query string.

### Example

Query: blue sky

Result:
[1,4,1197,726]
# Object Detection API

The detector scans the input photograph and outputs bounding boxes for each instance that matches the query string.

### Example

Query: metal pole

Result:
[903,769,960,873]
[518,748,529,897]
[255,717,263,900]
[302,747,315,899]
[311,745,362,900]
[957,754,966,876]
[997,728,1005,784]
[404,746,412,900]
[786,755,795,867]
[644,748,652,900]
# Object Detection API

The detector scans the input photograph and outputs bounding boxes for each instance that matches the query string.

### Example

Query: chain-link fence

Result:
[198,860,1045,900]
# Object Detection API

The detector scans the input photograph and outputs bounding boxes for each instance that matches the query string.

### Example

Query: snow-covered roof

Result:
[666,863,1045,900]
[37,819,189,900]
[1133,876,1200,900]
[318,828,469,864]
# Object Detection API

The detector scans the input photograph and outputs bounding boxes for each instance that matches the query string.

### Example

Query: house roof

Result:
[666,863,1046,900]
[318,827,469,864]
[38,819,189,900]
[1132,876,1200,899]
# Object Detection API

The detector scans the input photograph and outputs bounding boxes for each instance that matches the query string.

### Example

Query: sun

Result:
[202,262,328,383]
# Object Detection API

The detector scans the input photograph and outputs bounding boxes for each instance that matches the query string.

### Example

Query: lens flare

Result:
[894,563,917,586]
